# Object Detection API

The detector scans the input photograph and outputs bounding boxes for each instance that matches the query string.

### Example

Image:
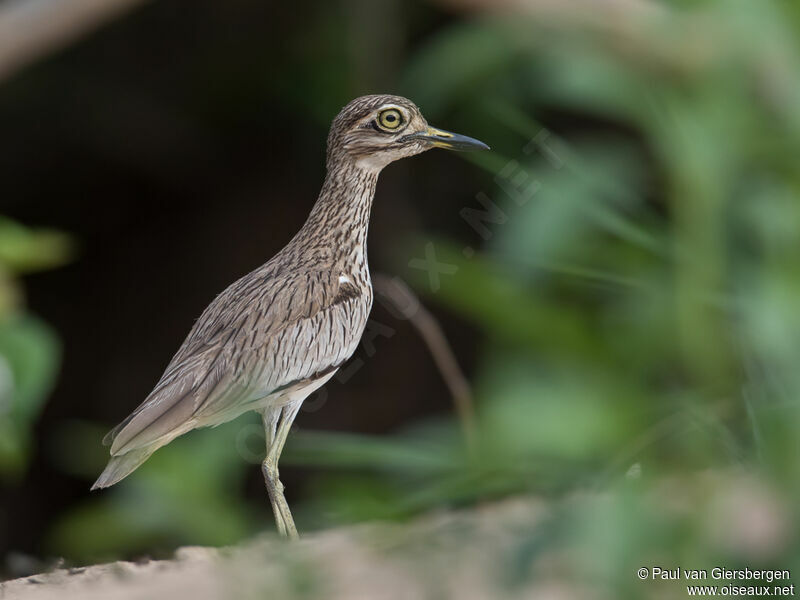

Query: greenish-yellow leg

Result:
[261,403,301,540]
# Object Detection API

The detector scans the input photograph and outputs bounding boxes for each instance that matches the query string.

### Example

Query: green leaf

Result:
[0,315,61,476]
[0,217,74,274]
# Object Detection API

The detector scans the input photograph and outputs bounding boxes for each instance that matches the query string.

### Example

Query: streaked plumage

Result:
[93,94,488,538]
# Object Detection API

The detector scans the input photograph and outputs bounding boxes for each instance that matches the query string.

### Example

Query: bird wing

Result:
[105,266,367,457]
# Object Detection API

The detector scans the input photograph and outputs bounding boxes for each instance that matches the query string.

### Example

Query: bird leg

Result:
[261,402,302,540]
[261,409,287,537]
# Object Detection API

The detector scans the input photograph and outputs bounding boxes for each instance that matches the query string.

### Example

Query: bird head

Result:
[327,94,489,172]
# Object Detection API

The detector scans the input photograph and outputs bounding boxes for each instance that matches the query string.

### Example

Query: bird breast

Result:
[246,269,372,396]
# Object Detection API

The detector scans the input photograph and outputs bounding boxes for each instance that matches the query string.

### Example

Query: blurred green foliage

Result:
[0,217,70,480]
[44,0,800,589]
[292,0,800,584]
[46,420,261,560]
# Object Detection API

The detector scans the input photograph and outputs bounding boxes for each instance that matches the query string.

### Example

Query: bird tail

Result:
[91,446,158,490]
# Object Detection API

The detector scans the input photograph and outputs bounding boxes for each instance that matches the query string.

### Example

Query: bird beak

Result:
[408,126,490,151]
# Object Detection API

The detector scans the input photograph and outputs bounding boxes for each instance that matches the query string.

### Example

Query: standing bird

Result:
[92,94,488,539]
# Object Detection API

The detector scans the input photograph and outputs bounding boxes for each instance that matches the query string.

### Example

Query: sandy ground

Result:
[4,472,791,600]
[1,499,577,600]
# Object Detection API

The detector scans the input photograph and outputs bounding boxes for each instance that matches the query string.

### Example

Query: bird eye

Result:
[377,108,403,131]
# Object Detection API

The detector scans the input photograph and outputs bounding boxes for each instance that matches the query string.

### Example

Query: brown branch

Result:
[372,273,477,453]
[0,0,151,84]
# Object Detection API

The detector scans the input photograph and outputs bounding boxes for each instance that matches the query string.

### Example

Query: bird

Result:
[92,94,489,539]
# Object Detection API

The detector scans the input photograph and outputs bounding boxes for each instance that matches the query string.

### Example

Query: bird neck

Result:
[299,160,380,266]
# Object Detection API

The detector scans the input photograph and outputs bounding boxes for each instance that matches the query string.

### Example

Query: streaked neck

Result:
[302,160,379,257]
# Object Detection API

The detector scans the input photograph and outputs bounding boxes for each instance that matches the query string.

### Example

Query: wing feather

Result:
[100,267,364,466]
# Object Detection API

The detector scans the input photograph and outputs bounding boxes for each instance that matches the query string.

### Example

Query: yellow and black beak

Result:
[407,126,490,152]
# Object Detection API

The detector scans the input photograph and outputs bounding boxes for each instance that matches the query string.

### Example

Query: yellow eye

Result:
[377,108,403,131]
